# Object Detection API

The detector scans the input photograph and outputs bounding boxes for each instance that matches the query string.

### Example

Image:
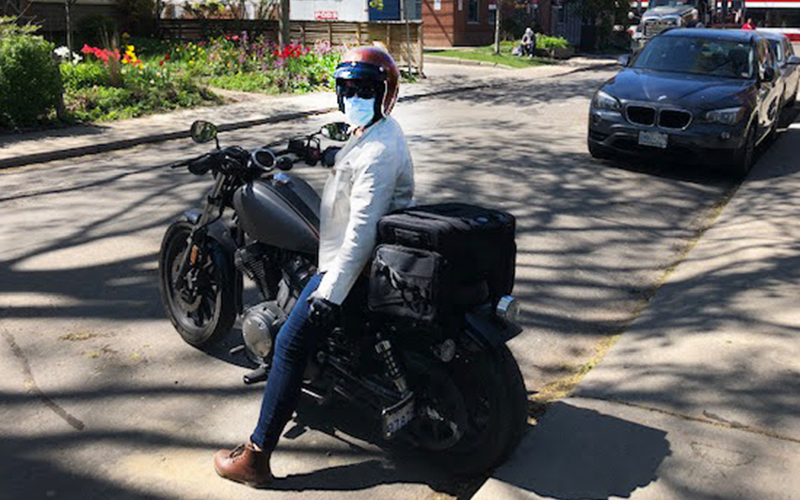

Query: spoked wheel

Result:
[158,221,236,347]
[405,345,528,476]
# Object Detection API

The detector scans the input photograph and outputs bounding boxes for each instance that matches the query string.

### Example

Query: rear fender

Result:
[463,308,522,350]
[180,210,243,314]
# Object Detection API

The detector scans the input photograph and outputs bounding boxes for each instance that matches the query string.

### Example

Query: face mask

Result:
[344,96,376,128]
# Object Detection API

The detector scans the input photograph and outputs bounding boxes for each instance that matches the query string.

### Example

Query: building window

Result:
[488,8,496,26]
[468,0,479,22]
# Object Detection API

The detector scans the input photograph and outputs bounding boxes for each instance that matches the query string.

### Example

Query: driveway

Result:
[0,67,742,500]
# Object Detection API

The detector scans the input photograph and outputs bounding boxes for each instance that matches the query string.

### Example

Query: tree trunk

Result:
[279,0,290,49]
[65,0,73,60]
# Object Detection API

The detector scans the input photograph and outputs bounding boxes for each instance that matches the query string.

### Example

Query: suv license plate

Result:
[381,392,415,439]
[639,130,668,149]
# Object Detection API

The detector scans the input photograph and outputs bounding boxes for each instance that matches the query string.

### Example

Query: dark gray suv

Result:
[588,28,789,176]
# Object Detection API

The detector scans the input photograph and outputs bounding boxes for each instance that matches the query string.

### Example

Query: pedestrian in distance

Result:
[212,45,415,488]
[521,27,536,57]
[742,18,756,30]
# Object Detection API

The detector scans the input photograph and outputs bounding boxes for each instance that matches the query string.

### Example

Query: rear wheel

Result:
[158,221,236,347]
[406,345,528,475]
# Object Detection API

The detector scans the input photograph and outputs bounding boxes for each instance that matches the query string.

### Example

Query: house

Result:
[420,0,496,47]
[290,0,421,21]
[17,0,119,37]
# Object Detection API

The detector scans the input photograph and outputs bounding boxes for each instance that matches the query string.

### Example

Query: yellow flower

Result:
[127,45,135,52]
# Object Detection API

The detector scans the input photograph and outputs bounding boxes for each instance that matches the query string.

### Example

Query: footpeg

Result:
[243,365,268,385]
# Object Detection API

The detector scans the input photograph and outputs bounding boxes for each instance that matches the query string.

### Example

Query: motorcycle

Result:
[158,120,528,475]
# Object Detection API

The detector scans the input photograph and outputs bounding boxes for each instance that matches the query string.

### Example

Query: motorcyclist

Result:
[213,46,415,488]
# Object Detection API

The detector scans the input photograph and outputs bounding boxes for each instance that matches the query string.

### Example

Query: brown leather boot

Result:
[213,443,273,488]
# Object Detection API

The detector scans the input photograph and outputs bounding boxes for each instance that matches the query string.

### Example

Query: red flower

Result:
[165,54,170,61]
[81,44,92,54]
[159,60,164,66]
[232,35,239,41]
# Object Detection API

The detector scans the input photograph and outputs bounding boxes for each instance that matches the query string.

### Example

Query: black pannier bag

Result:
[368,203,516,322]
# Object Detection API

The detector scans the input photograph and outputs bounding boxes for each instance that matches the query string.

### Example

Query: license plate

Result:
[381,392,415,439]
[638,130,668,149]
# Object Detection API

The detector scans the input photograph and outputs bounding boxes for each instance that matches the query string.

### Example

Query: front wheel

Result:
[588,139,615,161]
[406,345,528,476]
[158,221,236,347]
[732,125,757,178]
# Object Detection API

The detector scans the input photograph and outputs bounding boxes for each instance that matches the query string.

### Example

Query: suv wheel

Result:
[732,125,756,178]
[588,140,614,161]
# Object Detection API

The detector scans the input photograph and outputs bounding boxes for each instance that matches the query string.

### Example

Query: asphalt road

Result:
[0,67,743,500]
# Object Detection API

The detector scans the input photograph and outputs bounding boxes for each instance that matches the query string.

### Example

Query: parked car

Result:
[761,31,800,108]
[588,28,789,176]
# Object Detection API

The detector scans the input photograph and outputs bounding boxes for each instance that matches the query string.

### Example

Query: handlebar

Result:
[168,131,329,177]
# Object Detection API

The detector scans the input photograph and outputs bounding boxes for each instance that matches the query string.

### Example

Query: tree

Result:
[576,0,627,50]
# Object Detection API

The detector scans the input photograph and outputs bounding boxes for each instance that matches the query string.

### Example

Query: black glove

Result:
[321,146,341,168]
[307,296,340,330]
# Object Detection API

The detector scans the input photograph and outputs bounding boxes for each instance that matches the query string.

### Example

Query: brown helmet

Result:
[334,46,400,119]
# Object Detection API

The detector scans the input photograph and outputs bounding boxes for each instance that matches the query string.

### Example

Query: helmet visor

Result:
[333,61,387,82]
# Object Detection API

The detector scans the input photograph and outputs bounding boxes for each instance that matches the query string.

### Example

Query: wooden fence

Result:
[158,19,424,73]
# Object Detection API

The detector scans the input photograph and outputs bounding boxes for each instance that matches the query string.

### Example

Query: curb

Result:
[424,55,514,69]
[0,61,614,171]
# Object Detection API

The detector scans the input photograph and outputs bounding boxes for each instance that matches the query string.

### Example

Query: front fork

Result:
[173,174,227,291]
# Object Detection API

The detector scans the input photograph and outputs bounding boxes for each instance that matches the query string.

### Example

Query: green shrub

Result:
[60,61,110,90]
[0,27,63,128]
[536,34,570,50]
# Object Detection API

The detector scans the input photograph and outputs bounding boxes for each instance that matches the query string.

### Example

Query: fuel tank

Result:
[233,173,321,255]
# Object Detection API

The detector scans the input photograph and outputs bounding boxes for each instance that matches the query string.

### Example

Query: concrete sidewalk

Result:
[0,59,614,169]
[474,125,800,499]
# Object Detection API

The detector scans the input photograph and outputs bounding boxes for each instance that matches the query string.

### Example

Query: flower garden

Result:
[0,16,346,131]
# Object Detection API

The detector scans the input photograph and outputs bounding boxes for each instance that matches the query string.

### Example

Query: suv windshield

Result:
[649,0,694,7]
[633,36,754,79]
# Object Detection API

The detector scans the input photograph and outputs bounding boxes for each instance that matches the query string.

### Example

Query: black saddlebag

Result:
[368,203,516,322]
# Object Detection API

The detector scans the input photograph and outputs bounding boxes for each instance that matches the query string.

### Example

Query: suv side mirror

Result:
[763,65,777,82]
[321,122,351,142]
[618,54,631,67]
[787,55,800,65]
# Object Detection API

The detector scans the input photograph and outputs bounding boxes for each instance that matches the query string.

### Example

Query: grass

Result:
[428,41,554,69]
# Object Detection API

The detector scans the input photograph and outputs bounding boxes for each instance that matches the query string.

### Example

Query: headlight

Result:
[593,90,621,111]
[496,296,520,324]
[703,107,744,125]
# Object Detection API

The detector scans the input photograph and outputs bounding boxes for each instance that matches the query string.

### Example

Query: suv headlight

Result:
[593,90,621,111]
[703,107,744,125]
[496,296,520,324]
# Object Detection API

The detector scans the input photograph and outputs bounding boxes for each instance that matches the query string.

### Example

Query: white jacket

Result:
[314,116,415,305]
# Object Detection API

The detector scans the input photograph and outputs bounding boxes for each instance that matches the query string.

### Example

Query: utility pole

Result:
[493,1,501,55]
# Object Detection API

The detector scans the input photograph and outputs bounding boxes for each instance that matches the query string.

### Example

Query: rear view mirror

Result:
[618,54,631,67]
[321,122,351,142]
[787,55,800,65]
[190,120,218,144]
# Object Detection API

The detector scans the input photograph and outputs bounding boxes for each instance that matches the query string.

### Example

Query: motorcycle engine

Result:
[242,301,287,361]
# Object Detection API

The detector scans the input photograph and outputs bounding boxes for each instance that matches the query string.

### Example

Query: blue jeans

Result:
[250,273,323,450]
